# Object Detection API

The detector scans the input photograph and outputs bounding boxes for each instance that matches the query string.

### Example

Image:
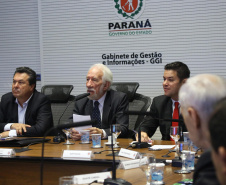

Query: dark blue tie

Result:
[92,101,101,128]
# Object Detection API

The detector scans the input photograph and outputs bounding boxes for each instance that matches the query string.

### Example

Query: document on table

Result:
[72,114,92,132]
[150,145,175,149]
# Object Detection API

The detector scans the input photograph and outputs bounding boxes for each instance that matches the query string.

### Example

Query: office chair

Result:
[110,82,139,102]
[111,82,151,138]
[41,85,75,126]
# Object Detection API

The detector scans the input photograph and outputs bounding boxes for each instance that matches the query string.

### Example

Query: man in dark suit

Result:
[179,74,226,185]
[0,67,53,138]
[70,63,129,140]
[209,98,226,185]
[138,61,190,141]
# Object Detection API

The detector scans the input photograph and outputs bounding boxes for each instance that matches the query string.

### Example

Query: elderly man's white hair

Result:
[89,63,113,89]
[179,74,226,123]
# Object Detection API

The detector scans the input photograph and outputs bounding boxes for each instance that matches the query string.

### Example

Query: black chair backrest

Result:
[110,82,139,102]
[41,85,73,103]
[110,82,151,134]
[129,93,151,131]
[41,85,74,126]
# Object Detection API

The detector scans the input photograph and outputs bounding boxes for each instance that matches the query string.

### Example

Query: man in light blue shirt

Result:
[0,67,53,138]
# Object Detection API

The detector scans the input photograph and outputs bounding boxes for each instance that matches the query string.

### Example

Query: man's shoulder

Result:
[108,89,126,97]
[32,90,50,103]
[194,150,220,185]
[1,92,14,101]
[196,150,212,167]
[153,95,171,102]
[107,89,127,102]
[74,95,90,105]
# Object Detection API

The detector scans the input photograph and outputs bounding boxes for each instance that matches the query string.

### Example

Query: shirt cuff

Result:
[102,129,107,139]
[4,123,13,131]
[9,130,17,137]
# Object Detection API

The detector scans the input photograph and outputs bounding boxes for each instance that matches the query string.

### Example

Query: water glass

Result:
[80,130,90,144]
[139,153,156,185]
[174,151,191,174]
[185,151,195,171]
[151,163,165,185]
[92,134,101,148]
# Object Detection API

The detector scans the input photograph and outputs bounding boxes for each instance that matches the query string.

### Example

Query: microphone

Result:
[75,92,90,101]
[40,120,95,185]
[124,110,183,148]
[57,93,90,125]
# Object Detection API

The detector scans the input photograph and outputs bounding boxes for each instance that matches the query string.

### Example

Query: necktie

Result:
[91,101,101,128]
[171,102,179,141]
[172,102,179,126]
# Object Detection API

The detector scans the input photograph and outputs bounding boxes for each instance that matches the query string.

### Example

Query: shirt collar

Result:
[171,99,180,105]
[15,94,33,107]
[93,92,107,107]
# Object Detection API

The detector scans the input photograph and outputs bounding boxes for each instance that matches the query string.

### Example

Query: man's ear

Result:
[30,84,35,91]
[103,81,110,91]
[182,78,187,84]
[187,107,201,129]
[218,147,226,174]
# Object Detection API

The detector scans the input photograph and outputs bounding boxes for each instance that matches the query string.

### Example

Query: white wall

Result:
[38,0,226,100]
[0,0,41,93]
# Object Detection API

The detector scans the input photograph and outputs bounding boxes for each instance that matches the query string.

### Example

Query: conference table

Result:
[0,137,195,185]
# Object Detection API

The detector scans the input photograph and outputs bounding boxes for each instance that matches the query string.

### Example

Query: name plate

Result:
[119,159,140,170]
[0,148,15,156]
[62,150,92,159]
[118,148,139,159]
[74,172,111,184]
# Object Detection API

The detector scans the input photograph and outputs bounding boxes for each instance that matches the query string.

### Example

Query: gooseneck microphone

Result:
[57,93,90,125]
[124,110,183,148]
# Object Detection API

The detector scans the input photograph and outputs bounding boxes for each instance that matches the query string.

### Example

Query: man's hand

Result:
[136,131,151,142]
[70,128,81,141]
[0,131,10,138]
[86,127,103,139]
[10,123,31,135]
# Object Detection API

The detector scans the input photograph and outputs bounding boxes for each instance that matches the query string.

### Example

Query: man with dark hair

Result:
[209,98,226,185]
[0,67,53,137]
[137,61,190,141]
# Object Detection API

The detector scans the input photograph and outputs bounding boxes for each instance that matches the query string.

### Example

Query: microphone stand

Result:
[104,117,131,185]
[131,122,151,148]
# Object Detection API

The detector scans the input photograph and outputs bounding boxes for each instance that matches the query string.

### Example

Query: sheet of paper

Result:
[150,145,175,149]
[72,114,92,132]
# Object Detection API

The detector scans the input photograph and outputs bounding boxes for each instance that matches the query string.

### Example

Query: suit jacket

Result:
[193,150,220,185]
[0,90,53,136]
[140,95,187,140]
[72,89,129,137]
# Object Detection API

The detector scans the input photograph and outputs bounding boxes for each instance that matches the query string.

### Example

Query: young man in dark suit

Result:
[0,67,53,138]
[138,61,190,141]
[179,74,226,185]
[70,63,129,140]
